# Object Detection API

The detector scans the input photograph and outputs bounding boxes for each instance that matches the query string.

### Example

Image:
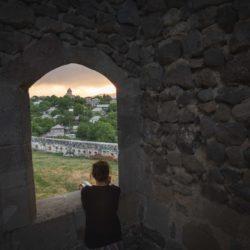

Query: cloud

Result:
[29,63,116,97]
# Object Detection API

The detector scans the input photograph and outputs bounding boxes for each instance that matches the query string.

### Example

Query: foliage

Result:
[30,94,117,142]
[32,117,55,136]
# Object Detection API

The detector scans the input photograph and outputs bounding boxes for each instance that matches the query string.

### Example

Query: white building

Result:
[89,116,101,123]
[45,124,65,137]
[85,97,100,107]
[97,104,109,111]
[42,114,52,119]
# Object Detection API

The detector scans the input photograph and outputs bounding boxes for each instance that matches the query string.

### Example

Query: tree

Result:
[108,103,117,112]
[32,117,55,136]
[90,121,116,142]
[61,111,74,127]
[74,103,84,116]
[77,122,91,140]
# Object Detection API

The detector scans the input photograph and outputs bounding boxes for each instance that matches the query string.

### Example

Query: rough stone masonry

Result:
[0,0,250,250]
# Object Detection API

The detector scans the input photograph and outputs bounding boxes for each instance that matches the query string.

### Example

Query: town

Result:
[31,88,117,143]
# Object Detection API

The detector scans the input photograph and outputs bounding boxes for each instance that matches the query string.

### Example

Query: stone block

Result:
[144,0,166,13]
[0,1,34,28]
[52,0,69,12]
[216,4,238,33]
[216,87,247,105]
[117,0,140,26]
[127,42,140,62]
[178,108,196,123]
[226,146,246,168]
[223,52,250,83]
[96,12,119,33]
[202,24,226,48]
[197,89,214,103]
[108,34,129,54]
[191,0,228,10]
[229,183,250,201]
[188,6,216,30]
[177,91,196,106]
[35,17,66,33]
[158,100,179,123]
[166,151,182,166]
[202,203,241,238]
[202,184,228,204]
[173,168,193,185]
[234,0,250,20]
[207,141,225,163]
[142,14,163,38]
[33,4,58,19]
[159,86,184,102]
[199,101,217,114]
[141,91,158,121]
[221,167,243,183]
[182,30,203,57]
[204,47,225,66]
[140,45,155,65]
[161,134,177,150]
[215,123,248,146]
[63,14,94,29]
[200,116,215,138]
[194,68,221,87]
[230,20,250,52]
[163,8,181,27]
[164,59,193,89]
[176,125,198,155]
[0,31,31,54]
[140,63,163,91]
[243,147,250,163]
[232,99,250,123]
[214,104,231,122]
[182,222,222,250]
[157,39,182,65]
[182,154,205,174]
[206,168,224,184]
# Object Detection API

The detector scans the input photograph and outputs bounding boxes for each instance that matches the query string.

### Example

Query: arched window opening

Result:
[29,63,119,200]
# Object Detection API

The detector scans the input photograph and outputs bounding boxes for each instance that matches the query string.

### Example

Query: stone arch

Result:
[0,34,142,232]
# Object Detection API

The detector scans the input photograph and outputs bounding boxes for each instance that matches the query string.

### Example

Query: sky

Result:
[29,63,116,98]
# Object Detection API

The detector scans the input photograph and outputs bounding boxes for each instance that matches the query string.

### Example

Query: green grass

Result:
[32,150,118,200]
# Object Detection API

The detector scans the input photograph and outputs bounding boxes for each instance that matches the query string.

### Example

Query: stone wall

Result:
[0,0,250,250]
[32,136,118,159]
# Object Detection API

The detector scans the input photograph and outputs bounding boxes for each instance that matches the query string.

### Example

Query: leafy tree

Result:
[74,103,84,116]
[76,122,91,140]
[32,117,55,136]
[91,121,116,142]
[61,111,74,127]
[108,103,117,113]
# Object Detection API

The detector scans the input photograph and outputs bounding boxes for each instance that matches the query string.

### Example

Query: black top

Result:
[81,185,122,249]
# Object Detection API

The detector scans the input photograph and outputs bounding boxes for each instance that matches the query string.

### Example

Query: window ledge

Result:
[35,190,83,223]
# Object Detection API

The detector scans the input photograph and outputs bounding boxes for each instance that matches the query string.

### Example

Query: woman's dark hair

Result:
[91,161,110,182]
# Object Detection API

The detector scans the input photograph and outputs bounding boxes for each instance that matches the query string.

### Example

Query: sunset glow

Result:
[29,64,116,97]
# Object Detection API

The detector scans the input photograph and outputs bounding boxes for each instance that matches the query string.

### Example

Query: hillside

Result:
[30,92,117,143]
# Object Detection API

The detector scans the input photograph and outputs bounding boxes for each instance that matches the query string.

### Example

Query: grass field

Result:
[32,151,118,200]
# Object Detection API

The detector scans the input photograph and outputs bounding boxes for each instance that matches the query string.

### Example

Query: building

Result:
[45,124,65,137]
[96,104,109,111]
[85,97,100,107]
[89,115,101,123]
[65,88,73,97]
